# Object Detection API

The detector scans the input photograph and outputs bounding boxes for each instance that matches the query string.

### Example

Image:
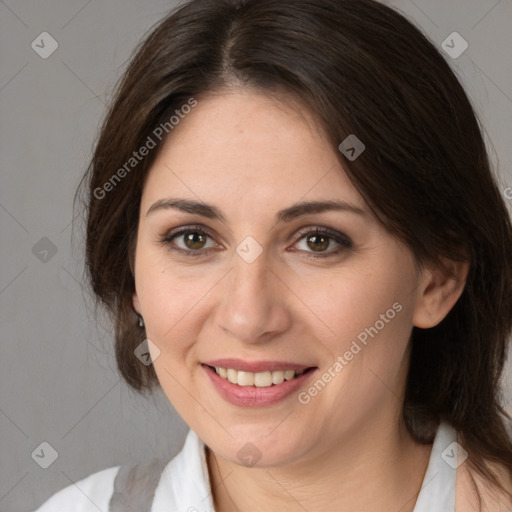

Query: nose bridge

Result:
[232,250,270,300]
[214,247,290,343]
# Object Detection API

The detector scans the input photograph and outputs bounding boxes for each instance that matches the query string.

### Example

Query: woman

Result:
[35,0,512,510]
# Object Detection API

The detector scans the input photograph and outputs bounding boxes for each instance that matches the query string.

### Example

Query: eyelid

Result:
[289,226,353,258]
[159,224,221,253]
[292,226,353,247]
[158,224,353,258]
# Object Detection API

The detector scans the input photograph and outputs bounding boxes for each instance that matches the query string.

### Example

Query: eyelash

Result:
[158,224,353,259]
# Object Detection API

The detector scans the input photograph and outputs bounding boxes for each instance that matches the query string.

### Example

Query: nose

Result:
[213,251,292,344]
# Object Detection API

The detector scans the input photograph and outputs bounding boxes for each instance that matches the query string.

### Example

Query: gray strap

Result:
[109,458,168,512]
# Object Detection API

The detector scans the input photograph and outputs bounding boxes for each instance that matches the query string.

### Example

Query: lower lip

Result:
[202,364,317,407]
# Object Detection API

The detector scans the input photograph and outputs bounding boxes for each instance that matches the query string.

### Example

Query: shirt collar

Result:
[153,421,457,512]
[152,428,216,512]
[413,421,457,512]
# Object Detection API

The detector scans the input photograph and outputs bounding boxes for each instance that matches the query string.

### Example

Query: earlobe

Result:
[412,259,470,329]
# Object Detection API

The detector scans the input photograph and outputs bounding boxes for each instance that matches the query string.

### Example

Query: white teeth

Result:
[284,369,296,381]
[272,371,285,385]
[254,371,272,387]
[237,371,254,386]
[226,368,238,384]
[213,366,307,387]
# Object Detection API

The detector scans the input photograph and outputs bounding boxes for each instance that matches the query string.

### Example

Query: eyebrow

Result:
[146,198,366,223]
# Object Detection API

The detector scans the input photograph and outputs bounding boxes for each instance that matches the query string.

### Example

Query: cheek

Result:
[294,267,404,339]
[135,253,220,354]
[136,238,417,363]
[294,259,416,376]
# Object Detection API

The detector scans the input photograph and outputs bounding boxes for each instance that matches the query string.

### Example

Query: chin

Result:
[214,428,308,468]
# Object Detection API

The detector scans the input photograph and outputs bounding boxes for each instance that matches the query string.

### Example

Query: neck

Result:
[206,418,433,512]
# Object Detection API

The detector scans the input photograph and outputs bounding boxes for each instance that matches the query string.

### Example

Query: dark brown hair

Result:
[76,0,512,505]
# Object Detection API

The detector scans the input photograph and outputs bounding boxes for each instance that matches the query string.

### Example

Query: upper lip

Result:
[203,358,316,373]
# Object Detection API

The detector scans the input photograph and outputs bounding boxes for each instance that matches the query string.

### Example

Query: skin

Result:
[132,88,472,511]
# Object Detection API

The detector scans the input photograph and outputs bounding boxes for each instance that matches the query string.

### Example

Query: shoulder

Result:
[456,458,512,512]
[33,430,207,512]
[34,465,120,512]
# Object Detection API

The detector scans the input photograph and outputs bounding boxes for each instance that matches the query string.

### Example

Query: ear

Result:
[413,258,470,329]
[132,291,141,316]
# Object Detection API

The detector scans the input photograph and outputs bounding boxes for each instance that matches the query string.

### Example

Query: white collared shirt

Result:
[34,422,457,512]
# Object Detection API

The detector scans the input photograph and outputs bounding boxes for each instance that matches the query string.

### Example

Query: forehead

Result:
[141,90,365,213]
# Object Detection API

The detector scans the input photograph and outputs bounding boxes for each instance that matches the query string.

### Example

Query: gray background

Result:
[1,1,511,511]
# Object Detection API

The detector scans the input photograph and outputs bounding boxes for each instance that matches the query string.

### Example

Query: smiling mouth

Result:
[204,364,316,388]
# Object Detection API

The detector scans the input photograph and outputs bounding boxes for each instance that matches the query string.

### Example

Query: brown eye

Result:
[306,233,330,252]
[183,231,208,250]
[159,226,218,256]
[293,227,353,258]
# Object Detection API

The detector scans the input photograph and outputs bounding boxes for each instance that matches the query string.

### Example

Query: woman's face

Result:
[132,89,427,467]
